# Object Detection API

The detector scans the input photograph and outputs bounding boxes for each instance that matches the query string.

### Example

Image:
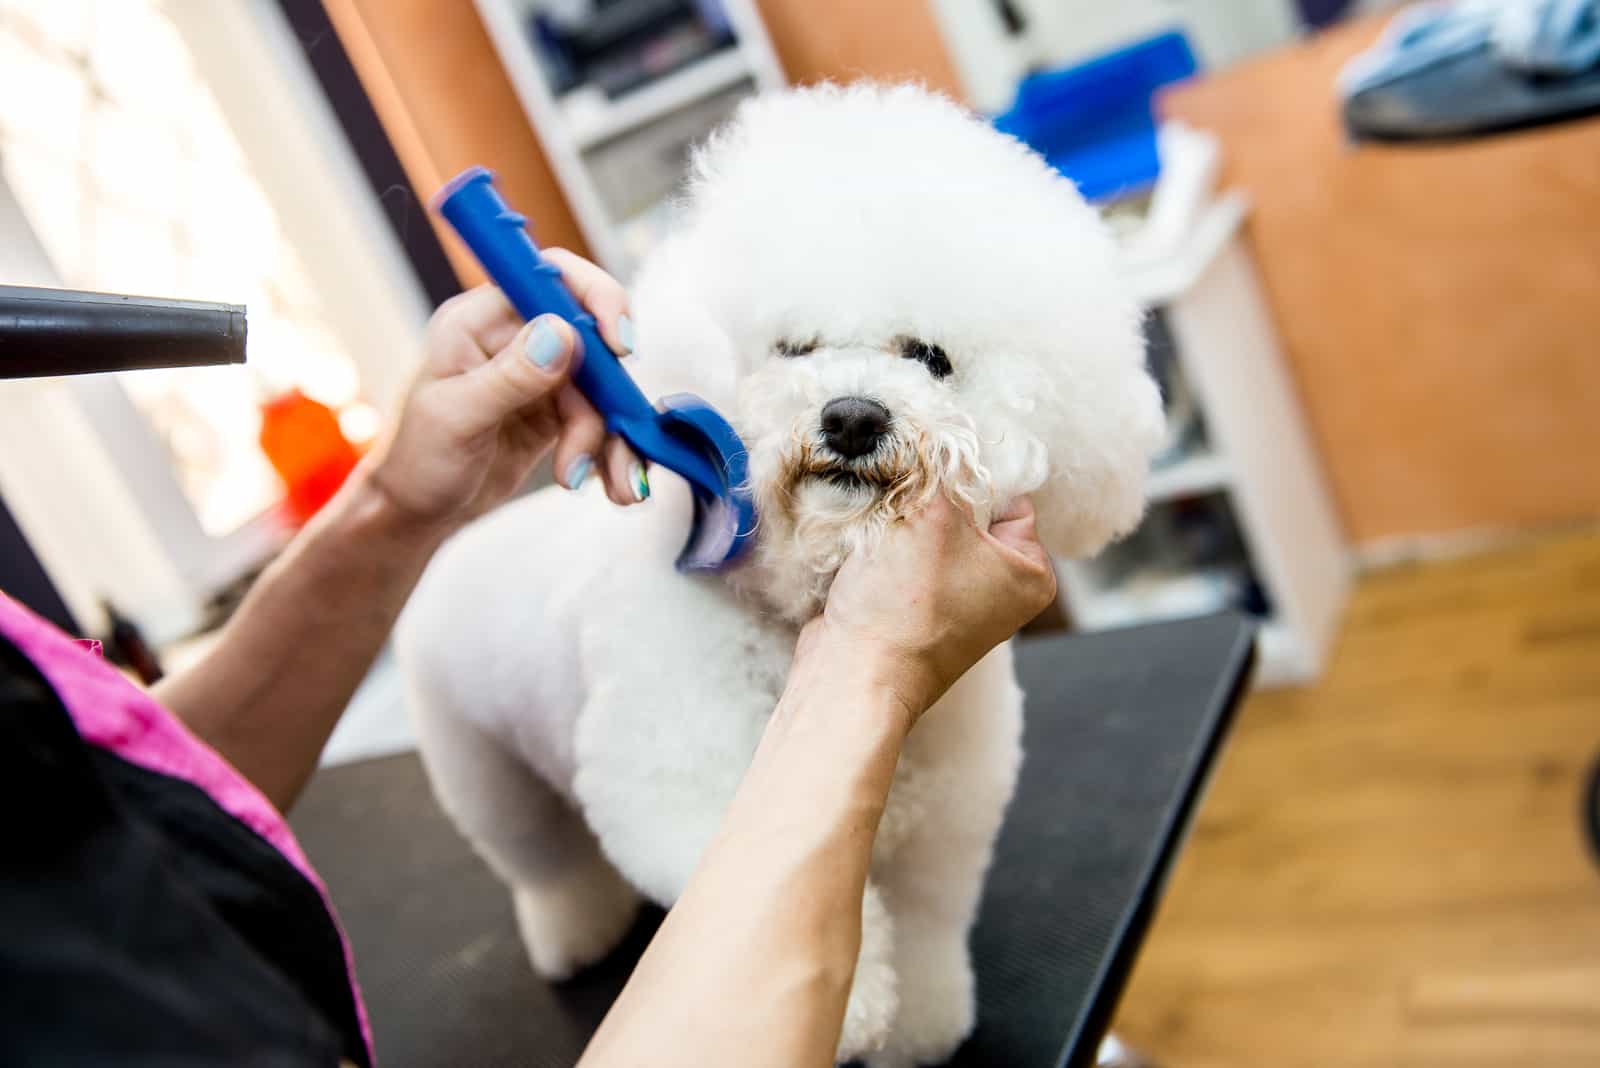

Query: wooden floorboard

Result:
[1113,530,1600,1068]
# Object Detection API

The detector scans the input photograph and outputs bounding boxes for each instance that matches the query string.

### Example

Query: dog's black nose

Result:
[820,396,891,459]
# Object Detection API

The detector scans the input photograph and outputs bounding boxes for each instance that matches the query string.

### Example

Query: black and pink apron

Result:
[0,592,374,1066]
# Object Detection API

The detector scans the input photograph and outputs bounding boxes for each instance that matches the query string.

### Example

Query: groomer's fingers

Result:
[600,435,649,505]
[441,315,579,439]
[990,495,1033,525]
[982,496,1055,599]
[550,384,606,492]
[543,248,634,357]
[425,285,524,375]
[985,495,1049,556]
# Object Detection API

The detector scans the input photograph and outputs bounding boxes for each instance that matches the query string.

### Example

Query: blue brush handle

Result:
[434,167,724,496]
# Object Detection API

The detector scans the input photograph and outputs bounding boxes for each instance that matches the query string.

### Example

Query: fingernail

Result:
[526,319,563,369]
[563,454,592,491]
[617,315,636,355]
[629,461,650,502]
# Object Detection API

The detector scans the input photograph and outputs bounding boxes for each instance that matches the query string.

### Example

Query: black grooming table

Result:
[290,613,1255,1068]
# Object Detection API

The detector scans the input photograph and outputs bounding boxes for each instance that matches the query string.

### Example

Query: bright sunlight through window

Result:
[0,0,376,536]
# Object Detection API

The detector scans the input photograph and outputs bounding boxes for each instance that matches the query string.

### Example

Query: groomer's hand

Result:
[802,495,1057,722]
[371,249,649,530]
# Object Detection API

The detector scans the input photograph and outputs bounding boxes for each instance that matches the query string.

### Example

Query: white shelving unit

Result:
[475,0,785,278]
[562,47,755,149]
[1058,189,1349,688]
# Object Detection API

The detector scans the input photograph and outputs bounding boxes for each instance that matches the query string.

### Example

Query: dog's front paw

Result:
[511,852,640,981]
[863,938,975,1068]
[835,881,898,1063]
[837,957,898,1063]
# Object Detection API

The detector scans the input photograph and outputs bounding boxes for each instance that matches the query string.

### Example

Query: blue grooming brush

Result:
[434,167,757,572]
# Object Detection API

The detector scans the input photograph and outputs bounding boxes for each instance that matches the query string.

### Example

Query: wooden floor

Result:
[1113,529,1600,1067]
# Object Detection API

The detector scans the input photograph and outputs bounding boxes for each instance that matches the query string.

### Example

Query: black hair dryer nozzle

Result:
[0,284,247,380]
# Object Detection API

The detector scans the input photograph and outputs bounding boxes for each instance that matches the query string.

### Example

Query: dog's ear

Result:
[979,341,1167,562]
[1032,366,1166,559]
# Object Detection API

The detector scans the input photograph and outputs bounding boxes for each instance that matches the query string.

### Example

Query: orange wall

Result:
[324,0,591,286]
[753,0,963,95]
[1164,18,1600,544]
[324,0,965,292]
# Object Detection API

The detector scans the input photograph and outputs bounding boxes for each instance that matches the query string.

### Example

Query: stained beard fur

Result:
[742,417,992,621]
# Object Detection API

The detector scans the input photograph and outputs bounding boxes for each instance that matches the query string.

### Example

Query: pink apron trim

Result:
[0,593,374,1062]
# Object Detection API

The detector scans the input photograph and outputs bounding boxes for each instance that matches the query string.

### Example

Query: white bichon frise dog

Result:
[396,84,1164,1066]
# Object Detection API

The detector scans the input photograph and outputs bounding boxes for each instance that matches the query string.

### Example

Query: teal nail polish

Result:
[617,315,636,355]
[629,461,650,502]
[526,320,563,369]
[564,454,592,491]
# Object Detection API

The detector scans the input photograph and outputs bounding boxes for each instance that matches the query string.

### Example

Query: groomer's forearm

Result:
[155,464,449,810]
[580,653,913,1068]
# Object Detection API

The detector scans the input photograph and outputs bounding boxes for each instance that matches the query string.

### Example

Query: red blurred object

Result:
[258,388,360,525]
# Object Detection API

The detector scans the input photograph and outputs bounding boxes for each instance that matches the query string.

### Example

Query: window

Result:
[0,0,379,537]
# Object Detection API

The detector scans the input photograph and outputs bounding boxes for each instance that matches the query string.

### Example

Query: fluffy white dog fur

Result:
[396,84,1164,1066]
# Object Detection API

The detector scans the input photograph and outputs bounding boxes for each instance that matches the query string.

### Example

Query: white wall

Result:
[927,0,1031,113]
[932,0,1305,113]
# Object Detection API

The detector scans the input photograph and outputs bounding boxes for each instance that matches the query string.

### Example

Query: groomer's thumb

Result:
[450,315,579,436]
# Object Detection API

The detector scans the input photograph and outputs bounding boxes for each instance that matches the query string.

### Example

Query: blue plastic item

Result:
[433,167,757,572]
[993,30,1198,203]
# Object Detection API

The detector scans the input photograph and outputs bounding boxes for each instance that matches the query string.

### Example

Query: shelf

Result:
[1060,566,1246,632]
[563,49,753,151]
[1055,488,1268,634]
[1148,450,1230,503]
[1119,191,1248,306]
[1053,554,1305,685]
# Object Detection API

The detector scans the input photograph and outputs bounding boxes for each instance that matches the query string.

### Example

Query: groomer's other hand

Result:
[802,495,1056,723]
[371,249,649,530]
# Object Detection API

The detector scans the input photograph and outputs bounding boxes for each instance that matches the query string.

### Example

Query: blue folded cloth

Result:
[1496,0,1600,74]
[1340,0,1600,97]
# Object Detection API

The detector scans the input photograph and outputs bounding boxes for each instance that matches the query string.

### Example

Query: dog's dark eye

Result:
[775,338,818,358]
[897,336,952,379]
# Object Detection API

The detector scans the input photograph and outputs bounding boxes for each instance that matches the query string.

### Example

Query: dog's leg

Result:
[413,698,639,980]
[569,567,798,902]
[570,572,904,1059]
[862,865,978,1068]
[835,879,899,1064]
[866,646,1024,1068]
